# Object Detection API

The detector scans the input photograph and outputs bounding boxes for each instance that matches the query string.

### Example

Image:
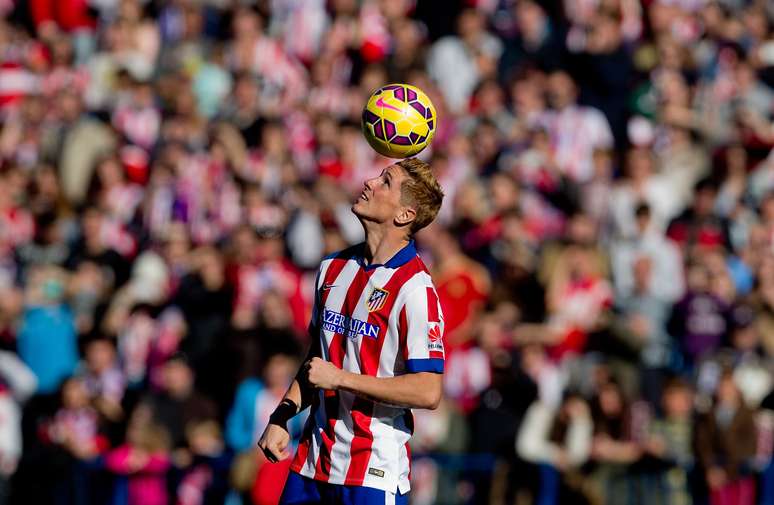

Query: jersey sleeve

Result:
[399,285,445,374]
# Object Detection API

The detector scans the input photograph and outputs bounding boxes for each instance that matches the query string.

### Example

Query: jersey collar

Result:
[358,240,417,271]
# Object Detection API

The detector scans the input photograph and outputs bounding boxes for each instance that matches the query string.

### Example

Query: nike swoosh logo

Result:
[376,96,402,113]
[322,283,337,291]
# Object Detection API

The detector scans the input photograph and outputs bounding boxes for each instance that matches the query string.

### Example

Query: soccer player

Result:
[258,158,446,505]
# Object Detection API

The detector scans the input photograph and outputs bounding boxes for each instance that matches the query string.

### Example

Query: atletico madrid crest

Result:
[366,287,389,312]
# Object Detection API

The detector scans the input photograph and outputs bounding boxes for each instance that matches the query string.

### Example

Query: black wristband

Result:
[269,399,298,426]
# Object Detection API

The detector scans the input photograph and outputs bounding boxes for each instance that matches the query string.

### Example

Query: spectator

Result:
[609,147,679,239]
[175,420,232,505]
[542,70,614,184]
[498,0,565,79]
[517,394,593,505]
[81,337,125,424]
[224,351,304,505]
[668,260,730,370]
[0,351,35,504]
[419,224,490,351]
[172,246,234,404]
[759,389,774,505]
[54,91,118,206]
[44,376,106,505]
[611,203,685,304]
[104,409,171,505]
[140,354,217,451]
[16,265,78,395]
[542,244,613,361]
[695,372,757,505]
[611,254,674,405]
[521,343,565,411]
[695,304,772,409]
[641,378,695,504]
[226,352,304,455]
[667,178,731,253]
[428,8,503,114]
[462,313,538,504]
[586,380,642,504]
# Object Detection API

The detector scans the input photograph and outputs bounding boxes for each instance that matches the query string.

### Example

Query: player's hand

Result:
[258,423,291,463]
[306,357,343,390]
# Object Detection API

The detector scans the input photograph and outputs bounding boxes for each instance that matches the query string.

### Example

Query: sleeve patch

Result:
[427,322,444,352]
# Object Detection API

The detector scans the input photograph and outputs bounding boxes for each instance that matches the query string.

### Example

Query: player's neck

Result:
[362,226,410,267]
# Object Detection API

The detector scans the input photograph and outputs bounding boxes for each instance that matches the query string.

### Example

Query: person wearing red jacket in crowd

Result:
[228,225,308,338]
[418,223,490,354]
[27,0,97,64]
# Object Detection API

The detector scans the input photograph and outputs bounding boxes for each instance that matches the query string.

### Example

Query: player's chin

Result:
[352,206,382,226]
[351,200,367,215]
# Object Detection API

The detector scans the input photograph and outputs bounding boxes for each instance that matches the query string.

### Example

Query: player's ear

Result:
[395,206,417,227]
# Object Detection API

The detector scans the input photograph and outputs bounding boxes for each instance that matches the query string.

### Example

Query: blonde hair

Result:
[397,158,444,234]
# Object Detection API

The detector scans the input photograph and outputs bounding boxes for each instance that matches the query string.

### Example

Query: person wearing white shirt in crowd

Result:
[517,393,593,505]
[427,9,503,114]
[611,203,685,304]
[541,71,614,184]
[0,351,37,502]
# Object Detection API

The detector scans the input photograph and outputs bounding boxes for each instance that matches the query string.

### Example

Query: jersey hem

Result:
[288,467,410,494]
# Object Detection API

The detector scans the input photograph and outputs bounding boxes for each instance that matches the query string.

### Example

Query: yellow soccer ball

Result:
[361,83,437,158]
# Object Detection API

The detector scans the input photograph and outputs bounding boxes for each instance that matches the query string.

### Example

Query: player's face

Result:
[352,164,407,225]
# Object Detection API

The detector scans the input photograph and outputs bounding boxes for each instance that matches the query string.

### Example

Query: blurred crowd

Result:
[1,0,774,504]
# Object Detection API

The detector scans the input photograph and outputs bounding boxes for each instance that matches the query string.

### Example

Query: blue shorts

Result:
[279,471,409,505]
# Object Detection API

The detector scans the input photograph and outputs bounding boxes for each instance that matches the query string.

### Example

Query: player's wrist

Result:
[268,398,298,426]
[333,369,347,391]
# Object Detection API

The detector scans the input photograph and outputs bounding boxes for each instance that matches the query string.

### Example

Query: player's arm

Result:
[258,272,323,462]
[306,358,442,409]
[257,338,320,463]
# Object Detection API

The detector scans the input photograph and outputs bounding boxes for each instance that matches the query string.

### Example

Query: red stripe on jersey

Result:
[312,391,336,477]
[405,442,412,481]
[426,287,439,323]
[314,267,374,482]
[290,413,316,472]
[345,265,417,484]
[398,305,409,362]
[344,403,376,482]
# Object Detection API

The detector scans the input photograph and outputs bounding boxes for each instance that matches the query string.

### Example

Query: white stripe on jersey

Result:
[393,412,413,495]
[328,390,356,483]
[362,403,399,490]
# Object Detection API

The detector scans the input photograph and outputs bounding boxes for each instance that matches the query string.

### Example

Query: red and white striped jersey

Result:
[290,240,444,494]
